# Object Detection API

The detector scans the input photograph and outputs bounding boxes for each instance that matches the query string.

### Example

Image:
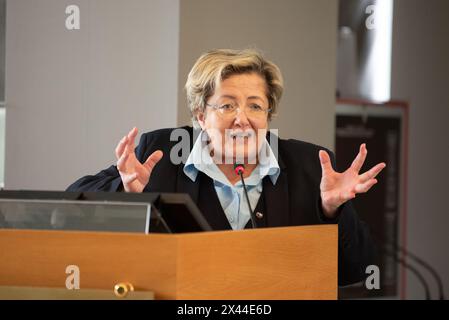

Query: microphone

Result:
[234,163,257,228]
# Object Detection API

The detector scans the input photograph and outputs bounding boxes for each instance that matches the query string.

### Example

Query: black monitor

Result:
[0,190,212,234]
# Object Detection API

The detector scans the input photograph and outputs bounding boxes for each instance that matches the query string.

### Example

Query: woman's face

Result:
[197,72,270,165]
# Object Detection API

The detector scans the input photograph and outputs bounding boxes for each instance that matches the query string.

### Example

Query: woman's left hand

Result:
[319,144,386,219]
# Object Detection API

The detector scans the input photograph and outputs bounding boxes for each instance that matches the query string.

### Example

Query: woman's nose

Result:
[233,106,250,125]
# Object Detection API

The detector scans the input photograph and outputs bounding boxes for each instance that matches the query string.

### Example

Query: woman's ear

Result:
[196,110,207,130]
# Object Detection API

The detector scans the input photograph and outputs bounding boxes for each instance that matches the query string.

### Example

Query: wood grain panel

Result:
[0,225,337,300]
[177,225,338,299]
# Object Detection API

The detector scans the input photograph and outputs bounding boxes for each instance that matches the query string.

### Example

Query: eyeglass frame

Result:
[205,100,272,119]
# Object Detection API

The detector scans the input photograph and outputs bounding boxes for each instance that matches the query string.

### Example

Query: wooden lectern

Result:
[0,225,337,299]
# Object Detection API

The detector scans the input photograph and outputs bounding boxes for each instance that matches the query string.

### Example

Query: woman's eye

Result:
[250,104,263,111]
[220,104,234,111]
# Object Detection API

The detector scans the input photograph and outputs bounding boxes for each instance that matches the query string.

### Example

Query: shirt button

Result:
[229,217,234,222]
[256,212,264,219]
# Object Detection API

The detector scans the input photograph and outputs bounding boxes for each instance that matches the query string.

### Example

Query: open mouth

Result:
[229,131,254,140]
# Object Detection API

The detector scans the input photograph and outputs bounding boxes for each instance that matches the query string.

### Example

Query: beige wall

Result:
[5,0,338,190]
[177,0,338,150]
[5,0,179,190]
[391,0,449,299]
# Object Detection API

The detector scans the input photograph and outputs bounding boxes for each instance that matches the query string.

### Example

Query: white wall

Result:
[391,0,449,299]
[5,0,179,190]
[177,0,338,150]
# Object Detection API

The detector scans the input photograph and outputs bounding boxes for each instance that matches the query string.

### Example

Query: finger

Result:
[126,127,138,149]
[359,162,386,183]
[122,172,138,185]
[116,144,130,171]
[319,150,334,175]
[115,135,128,159]
[354,179,378,193]
[121,127,138,150]
[351,143,367,173]
[144,150,164,171]
[127,127,138,139]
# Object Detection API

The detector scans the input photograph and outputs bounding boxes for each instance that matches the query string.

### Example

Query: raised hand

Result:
[319,144,386,218]
[115,127,163,193]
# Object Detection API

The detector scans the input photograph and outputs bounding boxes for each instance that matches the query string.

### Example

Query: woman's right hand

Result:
[115,127,163,193]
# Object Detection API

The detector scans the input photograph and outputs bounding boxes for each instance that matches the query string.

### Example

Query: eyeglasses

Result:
[206,101,271,120]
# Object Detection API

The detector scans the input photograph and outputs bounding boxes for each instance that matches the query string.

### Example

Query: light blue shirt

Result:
[183,131,280,230]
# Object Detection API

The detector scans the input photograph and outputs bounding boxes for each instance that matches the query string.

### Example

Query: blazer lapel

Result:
[244,191,267,229]
[176,159,290,229]
[196,172,232,230]
[176,164,200,204]
[263,154,290,227]
[174,135,230,230]
[175,126,200,203]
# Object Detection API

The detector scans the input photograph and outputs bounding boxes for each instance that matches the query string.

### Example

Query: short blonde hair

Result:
[185,48,284,128]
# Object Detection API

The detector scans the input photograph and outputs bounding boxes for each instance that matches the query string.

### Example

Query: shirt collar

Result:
[183,130,280,186]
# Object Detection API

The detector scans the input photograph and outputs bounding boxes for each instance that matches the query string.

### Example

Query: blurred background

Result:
[0,0,448,299]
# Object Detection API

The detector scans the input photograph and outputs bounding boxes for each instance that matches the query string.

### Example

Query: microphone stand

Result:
[393,244,445,300]
[234,163,257,228]
[383,245,431,300]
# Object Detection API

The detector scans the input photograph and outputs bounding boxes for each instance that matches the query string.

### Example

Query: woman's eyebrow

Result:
[218,94,266,103]
[219,94,237,100]
[247,96,265,102]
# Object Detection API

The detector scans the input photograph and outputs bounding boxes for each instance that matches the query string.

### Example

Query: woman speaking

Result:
[68,48,386,286]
